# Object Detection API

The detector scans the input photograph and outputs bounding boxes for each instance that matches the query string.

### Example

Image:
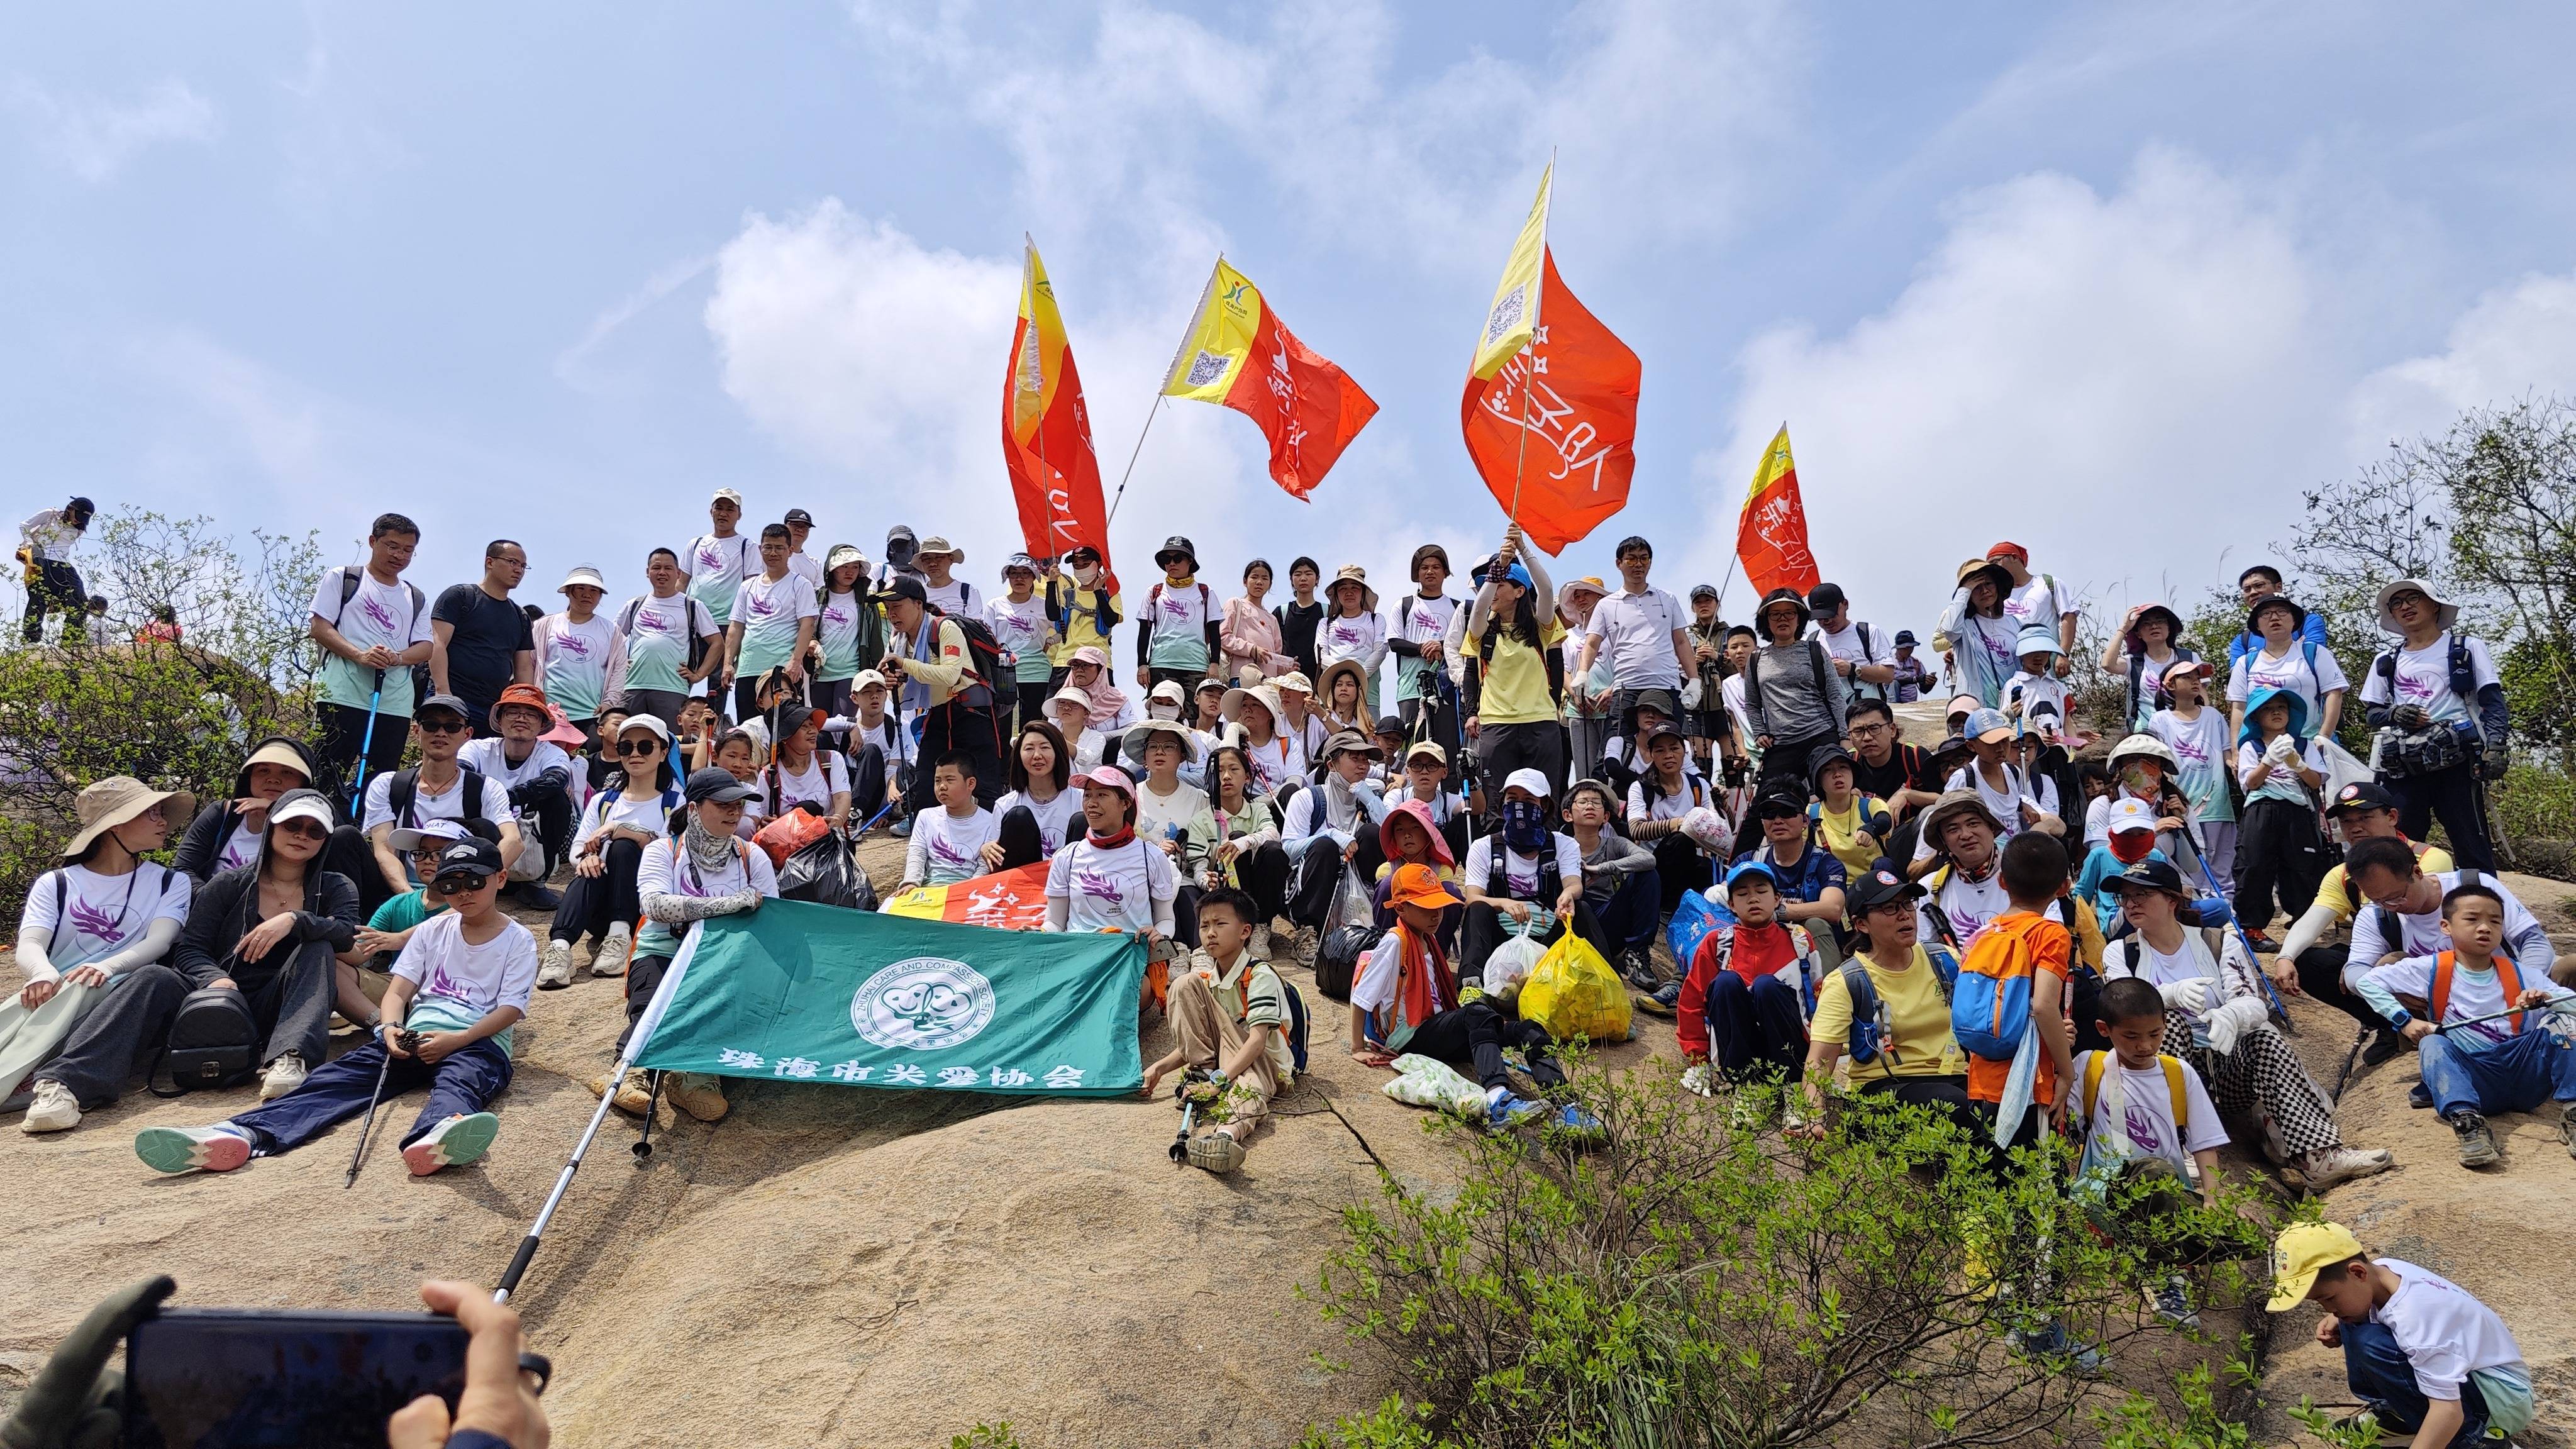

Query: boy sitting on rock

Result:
[1677,861,1818,1105]
[2068,975,2228,1328]
[2357,878,2576,1169]
[1143,886,1294,1174]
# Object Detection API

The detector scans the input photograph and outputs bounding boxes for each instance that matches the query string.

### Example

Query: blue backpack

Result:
[1843,945,1959,1069]
[1280,979,1312,1075]
[1950,923,2042,1060]
[1665,889,1735,974]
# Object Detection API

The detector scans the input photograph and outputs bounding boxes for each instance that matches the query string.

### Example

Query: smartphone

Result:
[124,1307,470,1449]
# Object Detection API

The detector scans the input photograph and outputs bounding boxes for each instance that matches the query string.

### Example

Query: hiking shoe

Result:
[665,1072,730,1123]
[1486,1089,1547,1129]
[2008,1321,2105,1375]
[20,1080,80,1134]
[2152,1277,2201,1331]
[1619,948,1658,989]
[258,1053,307,1102]
[1185,1129,1246,1174]
[1552,1102,1605,1135]
[135,1124,252,1175]
[512,881,562,913]
[536,941,576,989]
[2562,1113,2576,1161]
[402,1113,499,1175]
[611,1069,657,1117]
[2451,1113,2502,1169]
[1652,980,1684,1009]
[2243,929,2279,954]
[2361,1028,2407,1068]
[2299,1145,2394,1189]
[1631,989,1675,1019]
[1269,914,1297,943]
[891,818,913,839]
[590,922,633,979]
[2409,1081,2433,1109]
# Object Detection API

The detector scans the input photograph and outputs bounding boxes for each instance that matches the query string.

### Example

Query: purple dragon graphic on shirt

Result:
[929,836,976,869]
[553,633,592,660]
[823,604,851,628]
[2123,1101,2168,1158]
[358,594,399,634]
[1072,869,1126,904]
[697,544,726,572]
[745,592,777,620]
[420,957,481,1009]
[64,896,125,942]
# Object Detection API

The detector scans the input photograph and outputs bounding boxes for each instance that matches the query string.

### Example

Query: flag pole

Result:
[1503,151,1555,530]
[1109,254,1223,530]
[1103,399,1162,529]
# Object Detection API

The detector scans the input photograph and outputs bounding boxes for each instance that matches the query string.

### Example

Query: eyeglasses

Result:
[614,739,663,756]
[274,819,329,841]
[417,718,468,735]
[1848,721,1890,736]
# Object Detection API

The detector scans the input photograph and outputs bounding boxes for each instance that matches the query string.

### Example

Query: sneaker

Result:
[2361,1028,2408,1068]
[1485,1087,1547,1129]
[2451,1113,2502,1169]
[611,1068,657,1116]
[665,1072,730,1123]
[2008,1320,2106,1375]
[2152,1277,2201,1331]
[19,1080,80,1133]
[1185,1129,1246,1174]
[1631,988,1675,1018]
[512,881,562,913]
[2243,929,2279,954]
[402,1112,500,1175]
[2409,1081,2433,1110]
[590,923,633,979]
[2299,1145,2395,1189]
[1652,980,1684,1010]
[2562,1113,2576,1162]
[536,941,575,990]
[135,1124,252,1175]
[891,818,913,839]
[258,1053,307,1102]
[1552,1102,1605,1135]
[1619,948,1658,990]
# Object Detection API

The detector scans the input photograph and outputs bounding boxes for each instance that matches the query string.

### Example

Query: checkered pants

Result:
[2160,1010,2341,1160]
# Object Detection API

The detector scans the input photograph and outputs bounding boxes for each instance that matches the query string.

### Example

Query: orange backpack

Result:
[2430,950,2524,1033]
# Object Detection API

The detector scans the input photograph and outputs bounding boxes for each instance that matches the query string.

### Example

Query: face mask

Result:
[1147,702,1180,721]
[1072,564,1101,587]
[1502,799,1548,854]
[2110,831,2154,865]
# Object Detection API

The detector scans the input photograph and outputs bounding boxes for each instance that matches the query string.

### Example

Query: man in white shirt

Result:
[1986,540,2076,676]
[914,535,977,616]
[307,511,437,803]
[459,682,579,909]
[781,508,824,589]
[1806,582,1896,704]
[679,487,757,633]
[1574,535,1694,731]
[360,695,523,916]
[613,548,723,730]
[18,494,94,645]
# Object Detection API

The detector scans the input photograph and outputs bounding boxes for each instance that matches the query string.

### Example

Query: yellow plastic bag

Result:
[1516,932,1631,1043]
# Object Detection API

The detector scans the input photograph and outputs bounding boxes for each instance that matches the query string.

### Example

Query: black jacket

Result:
[174,789,359,987]
[173,735,325,886]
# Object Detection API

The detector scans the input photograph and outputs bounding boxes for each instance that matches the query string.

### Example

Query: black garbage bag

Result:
[778,833,876,911]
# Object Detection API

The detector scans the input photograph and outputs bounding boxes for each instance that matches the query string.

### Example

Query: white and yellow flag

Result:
[1468,162,1552,380]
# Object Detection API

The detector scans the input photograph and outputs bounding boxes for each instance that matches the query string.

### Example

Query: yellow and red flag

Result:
[1002,237,1113,573]
[1736,425,1819,596]
[1461,167,1641,555]
[882,861,1051,931]
[1163,258,1377,500]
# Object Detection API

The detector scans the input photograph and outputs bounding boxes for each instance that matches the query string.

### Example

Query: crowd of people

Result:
[7,492,2569,1435]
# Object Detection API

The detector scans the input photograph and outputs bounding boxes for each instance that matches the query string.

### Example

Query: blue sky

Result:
[9,1,2576,640]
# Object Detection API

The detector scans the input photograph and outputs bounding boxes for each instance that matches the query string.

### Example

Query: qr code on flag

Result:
[1184,349,1231,387]
[1483,285,1527,345]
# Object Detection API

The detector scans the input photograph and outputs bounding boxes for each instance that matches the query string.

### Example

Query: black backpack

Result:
[618,593,719,674]
[154,987,258,1095]
[1313,924,1374,1001]
[1743,637,1835,728]
[932,611,1018,719]
[333,566,432,703]
[388,766,490,828]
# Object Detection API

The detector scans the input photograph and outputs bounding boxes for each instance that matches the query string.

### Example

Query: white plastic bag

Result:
[1384,1053,1486,1113]
[1482,924,1549,994]
[1678,805,1733,853]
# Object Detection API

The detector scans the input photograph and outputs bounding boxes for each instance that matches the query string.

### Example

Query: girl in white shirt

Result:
[762,709,850,831]
[1317,567,1387,718]
[990,719,1080,869]
[542,717,681,986]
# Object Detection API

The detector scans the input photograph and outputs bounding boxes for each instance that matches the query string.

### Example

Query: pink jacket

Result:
[1220,596,1294,680]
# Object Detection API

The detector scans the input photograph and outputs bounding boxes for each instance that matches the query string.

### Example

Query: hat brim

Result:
[62,787,197,860]
[2374,580,2459,636]
[240,741,313,782]
[1121,721,1201,765]
[1972,725,2014,745]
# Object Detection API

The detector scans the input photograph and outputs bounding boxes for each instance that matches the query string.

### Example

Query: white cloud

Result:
[8,78,217,182]
[2346,270,2576,449]
[1689,148,2333,633]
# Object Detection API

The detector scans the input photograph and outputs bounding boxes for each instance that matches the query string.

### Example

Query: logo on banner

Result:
[852,957,997,1050]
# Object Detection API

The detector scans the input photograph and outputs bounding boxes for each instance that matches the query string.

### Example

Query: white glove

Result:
[2265,736,2299,767]
[2158,978,2212,1015]
[1681,1062,1716,1097]
[2205,996,2268,1055]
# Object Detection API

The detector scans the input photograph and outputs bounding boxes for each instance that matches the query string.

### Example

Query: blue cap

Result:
[1964,708,2014,743]
[1503,561,1533,591]
[1724,860,1778,893]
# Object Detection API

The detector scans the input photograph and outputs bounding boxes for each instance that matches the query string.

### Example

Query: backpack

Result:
[2079,1051,2189,1133]
[1951,919,2046,1060]
[1807,793,1891,848]
[927,610,1016,718]
[153,986,259,1095]
[1313,924,1374,1001]
[1046,577,1120,641]
[1842,943,1960,1069]
[388,767,491,830]
[1473,606,1565,707]
[334,567,431,700]
[2372,633,2502,751]
[618,594,718,674]
[2124,646,2202,728]
[2429,948,2526,1034]
[1742,638,1835,731]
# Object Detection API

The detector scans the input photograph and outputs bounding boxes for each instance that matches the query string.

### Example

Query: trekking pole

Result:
[342,1031,400,1189]
[2434,999,2572,1035]
[2182,845,2294,1027]
[1168,1070,1202,1163]
[633,1071,668,1165]
[494,931,704,1306]
[348,669,387,814]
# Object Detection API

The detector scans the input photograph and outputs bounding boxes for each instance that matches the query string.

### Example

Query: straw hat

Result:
[1317,657,1370,706]
[1121,717,1202,767]
[62,776,196,860]
[1328,565,1379,614]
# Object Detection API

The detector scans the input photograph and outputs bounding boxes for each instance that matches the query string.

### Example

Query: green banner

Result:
[633,899,1146,1097]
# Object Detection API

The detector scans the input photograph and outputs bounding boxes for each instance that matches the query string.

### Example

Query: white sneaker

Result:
[536,940,575,989]
[20,1080,80,1133]
[2297,1145,2394,1191]
[590,923,632,979]
[258,1053,308,1102]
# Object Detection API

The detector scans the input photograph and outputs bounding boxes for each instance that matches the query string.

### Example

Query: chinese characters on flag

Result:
[1162,258,1377,499]
[1459,249,1642,555]
[1736,425,1819,596]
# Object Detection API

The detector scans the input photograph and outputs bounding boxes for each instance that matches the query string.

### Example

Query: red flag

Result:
[1735,425,1819,596]
[1460,250,1641,554]
[1002,239,1113,574]
[1163,259,1377,499]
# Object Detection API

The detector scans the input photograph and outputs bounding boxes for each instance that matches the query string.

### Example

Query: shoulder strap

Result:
[389,769,416,824]
[1808,638,1831,684]
[2160,1056,2188,1130]
[618,598,641,636]
[336,565,362,621]
[2431,950,2455,1023]
[2375,648,2397,683]
[53,870,67,919]
[2082,1051,2109,1119]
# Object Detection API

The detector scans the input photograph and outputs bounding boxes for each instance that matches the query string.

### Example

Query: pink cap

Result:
[1072,764,1136,796]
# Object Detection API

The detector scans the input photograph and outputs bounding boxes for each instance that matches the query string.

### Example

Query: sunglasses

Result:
[273,818,330,841]
[417,717,469,735]
[430,874,496,896]
[614,738,664,756]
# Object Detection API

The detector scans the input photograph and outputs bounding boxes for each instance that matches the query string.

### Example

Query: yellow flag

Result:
[1009,237,1067,442]
[1161,258,1263,402]
[1468,162,1552,380]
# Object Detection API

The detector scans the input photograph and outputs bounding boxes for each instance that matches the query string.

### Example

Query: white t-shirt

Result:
[458,738,574,792]
[309,569,435,716]
[1318,611,1385,674]
[1921,865,2011,948]
[1582,586,1687,689]
[906,806,999,887]
[363,767,513,835]
[1241,733,1306,796]
[2071,1050,2228,1165]
[2006,670,2072,737]
[923,577,977,616]
[996,787,1080,856]
[1143,580,1218,672]
[762,752,850,817]
[814,591,869,681]
[2226,640,2349,728]
[2347,870,2546,974]
[1135,779,1209,848]
[1046,834,1179,933]
[1391,593,1458,699]
[2235,735,2327,807]
[2148,707,2236,824]
[214,820,264,875]
[684,534,757,626]
[1350,928,1429,1018]
[1625,771,1713,825]
[1917,765,2040,858]
[786,550,823,590]
[16,863,192,977]
[2362,953,2551,1051]
[391,910,540,1052]
[2002,574,2074,635]
[574,785,678,851]
[985,593,1053,683]
[538,612,619,720]
[1463,833,1584,901]
[730,572,820,676]
[635,833,780,957]
[1818,619,1884,697]
[2367,1259,2533,1417]
[618,592,714,697]
[2358,631,2499,729]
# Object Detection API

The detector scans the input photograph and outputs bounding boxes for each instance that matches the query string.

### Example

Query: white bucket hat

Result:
[558,564,608,595]
[2373,577,2460,636]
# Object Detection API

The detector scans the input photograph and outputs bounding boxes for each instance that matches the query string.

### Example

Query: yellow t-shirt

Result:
[1809,945,1965,1080]
[2314,842,2453,920]
[1812,794,1887,876]
[1045,582,1124,666]
[1476,617,1569,726]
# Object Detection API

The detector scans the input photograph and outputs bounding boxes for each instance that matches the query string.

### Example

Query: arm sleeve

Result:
[171,804,223,884]
[98,918,184,979]
[172,884,229,988]
[2278,899,2342,962]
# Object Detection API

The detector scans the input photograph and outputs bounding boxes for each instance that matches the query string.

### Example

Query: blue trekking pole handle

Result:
[348,668,387,814]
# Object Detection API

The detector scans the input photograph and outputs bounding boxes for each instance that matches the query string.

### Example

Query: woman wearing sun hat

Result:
[1935,557,2019,708]
[8,777,198,1134]
[535,564,621,743]
[1316,565,1386,719]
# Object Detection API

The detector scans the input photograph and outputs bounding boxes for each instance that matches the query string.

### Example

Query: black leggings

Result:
[21,558,86,643]
[2234,796,2328,931]
[2294,943,2387,1034]
[1401,1001,1562,1093]
[552,837,644,947]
